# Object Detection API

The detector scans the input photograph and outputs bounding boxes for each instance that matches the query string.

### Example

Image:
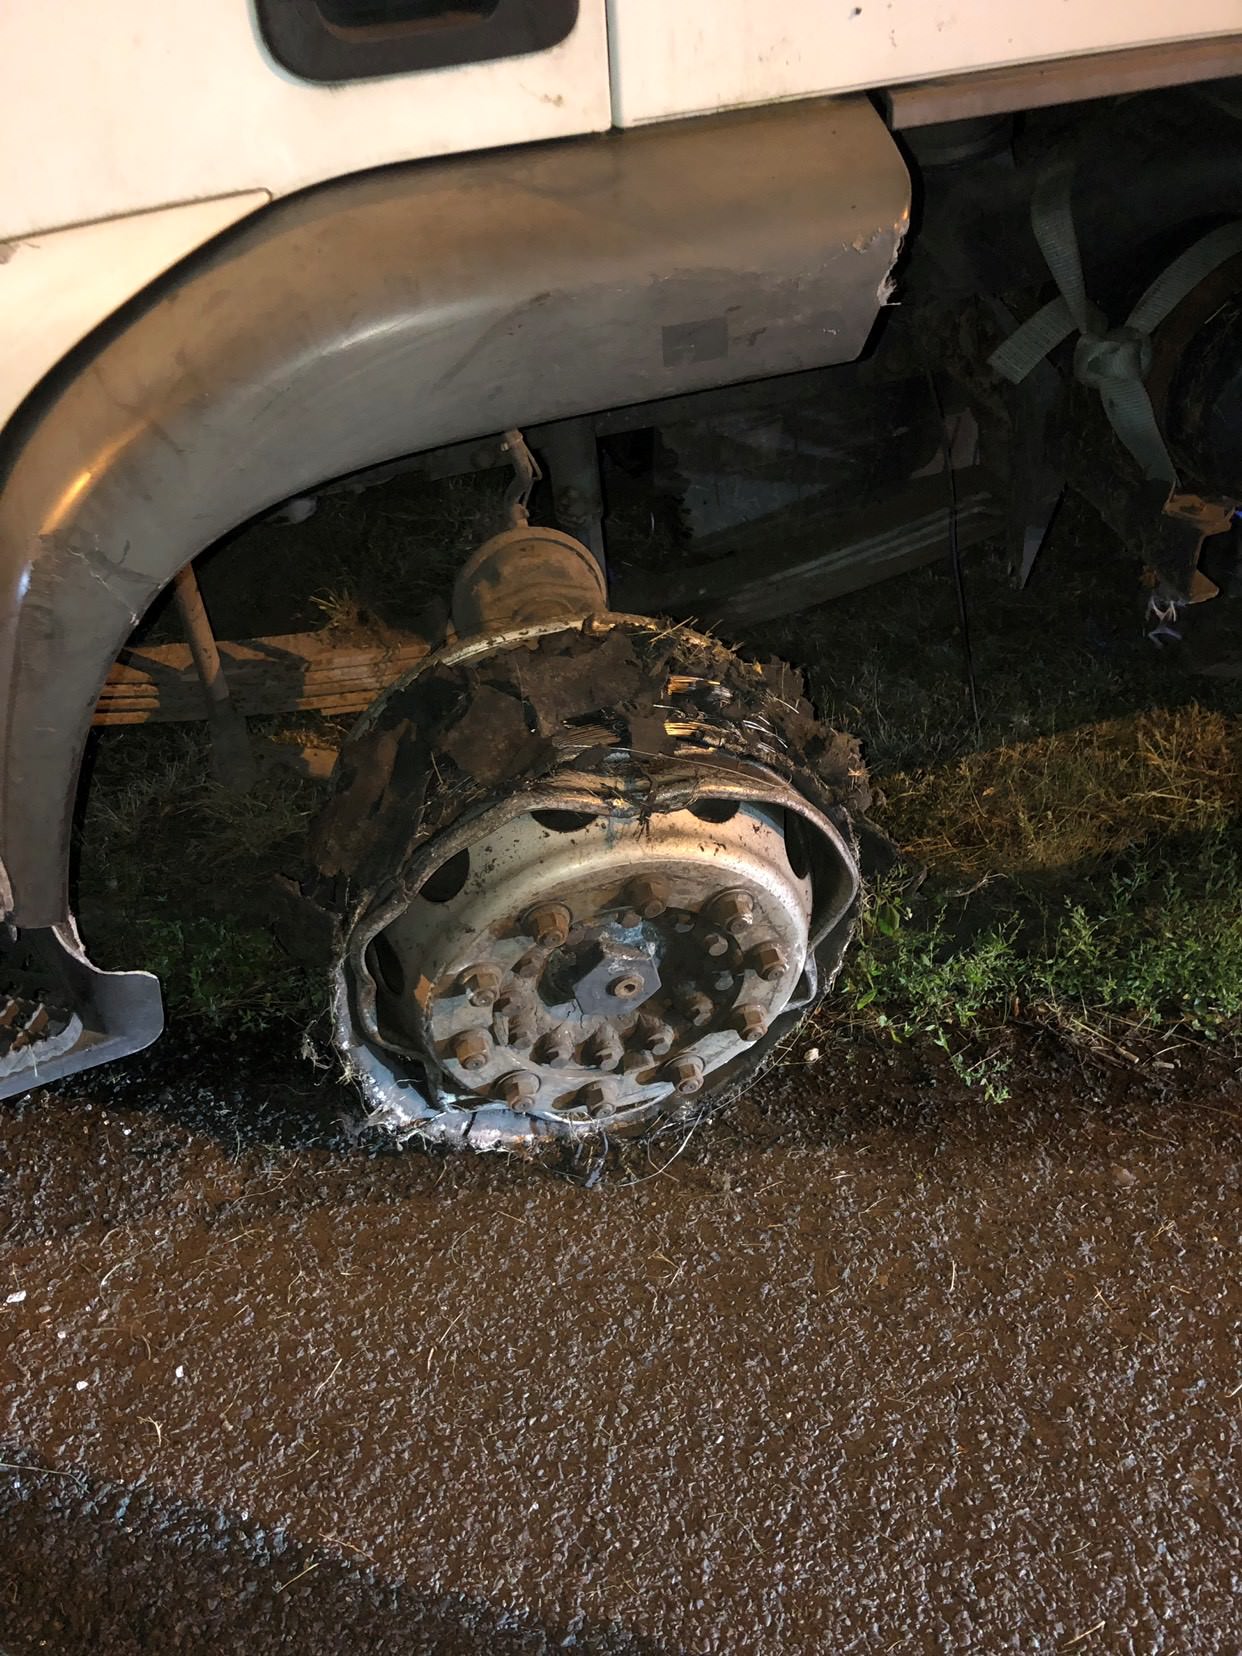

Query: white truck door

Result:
[0,1,611,241]
[605,0,1242,125]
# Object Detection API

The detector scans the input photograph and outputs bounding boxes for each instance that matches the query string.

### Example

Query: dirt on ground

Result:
[2,1027,1239,1654]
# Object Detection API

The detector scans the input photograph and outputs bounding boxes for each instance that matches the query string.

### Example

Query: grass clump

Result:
[841,813,1242,1088]
[76,725,321,1032]
[882,705,1240,879]
[128,916,312,1030]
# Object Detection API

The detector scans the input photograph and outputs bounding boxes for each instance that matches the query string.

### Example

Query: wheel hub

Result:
[368,799,812,1128]
[309,515,868,1149]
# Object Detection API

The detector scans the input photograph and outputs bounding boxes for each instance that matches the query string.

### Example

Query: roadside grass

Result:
[77,724,323,1030]
[777,513,1242,1090]
[835,815,1242,1102]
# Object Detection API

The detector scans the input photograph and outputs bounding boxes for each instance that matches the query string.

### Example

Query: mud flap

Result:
[0,922,164,1100]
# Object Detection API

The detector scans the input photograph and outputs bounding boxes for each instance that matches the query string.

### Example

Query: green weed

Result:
[129,916,311,1030]
[840,818,1242,1086]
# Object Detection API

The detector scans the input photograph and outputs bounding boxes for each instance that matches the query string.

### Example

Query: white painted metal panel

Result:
[606,0,1242,125]
[0,2,610,241]
[0,194,270,431]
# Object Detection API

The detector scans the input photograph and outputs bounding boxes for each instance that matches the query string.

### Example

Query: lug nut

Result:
[702,930,731,958]
[452,1029,492,1072]
[524,903,571,948]
[579,1080,615,1117]
[536,1026,575,1068]
[491,991,520,1045]
[509,1013,537,1050]
[608,973,646,1001]
[637,1012,675,1056]
[708,889,755,936]
[460,963,502,1006]
[586,1027,624,1071]
[731,1004,768,1043]
[625,876,670,920]
[749,942,787,984]
[665,1055,705,1095]
[512,952,543,980]
[677,990,714,1028]
[495,1071,539,1110]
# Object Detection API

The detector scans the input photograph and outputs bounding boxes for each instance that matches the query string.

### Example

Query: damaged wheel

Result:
[304,507,869,1150]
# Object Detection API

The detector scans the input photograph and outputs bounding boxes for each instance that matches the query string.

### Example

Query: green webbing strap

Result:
[988,159,1242,486]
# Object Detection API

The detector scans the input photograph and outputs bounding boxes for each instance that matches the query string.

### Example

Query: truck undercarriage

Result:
[2,80,1240,1143]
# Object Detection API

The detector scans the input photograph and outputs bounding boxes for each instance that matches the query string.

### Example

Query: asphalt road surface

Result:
[2,1032,1239,1653]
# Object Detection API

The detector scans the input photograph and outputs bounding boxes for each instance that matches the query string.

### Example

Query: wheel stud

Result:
[637,1012,674,1055]
[665,1055,704,1095]
[536,1026,574,1068]
[509,1013,537,1050]
[749,942,787,984]
[677,990,714,1028]
[625,876,670,920]
[460,963,502,1006]
[731,1004,768,1043]
[492,991,519,1039]
[586,1028,624,1071]
[452,1029,491,1072]
[523,903,571,948]
[622,1048,656,1078]
[579,1080,614,1117]
[707,889,754,936]
[496,1071,539,1110]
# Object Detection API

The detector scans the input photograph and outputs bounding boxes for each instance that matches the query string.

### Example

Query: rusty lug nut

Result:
[579,1081,614,1117]
[731,1004,768,1043]
[708,889,755,936]
[586,1028,624,1072]
[460,963,502,1006]
[523,902,571,948]
[495,1071,539,1110]
[491,991,521,1044]
[608,973,646,1001]
[509,1014,537,1050]
[625,875,670,920]
[702,930,731,958]
[512,952,543,981]
[536,1027,575,1068]
[665,1055,705,1096]
[749,942,787,984]
[677,990,714,1028]
[452,1029,492,1072]
[637,1012,675,1056]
